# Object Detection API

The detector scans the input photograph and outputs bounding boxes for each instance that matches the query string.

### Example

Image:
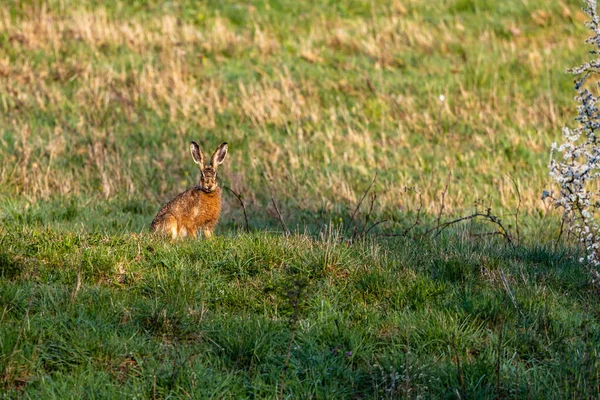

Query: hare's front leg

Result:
[203,227,213,239]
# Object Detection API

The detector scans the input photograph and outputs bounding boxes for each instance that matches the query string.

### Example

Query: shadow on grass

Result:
[1,194,598,398]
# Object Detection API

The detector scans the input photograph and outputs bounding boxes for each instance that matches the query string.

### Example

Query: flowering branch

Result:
[549,0,600,265]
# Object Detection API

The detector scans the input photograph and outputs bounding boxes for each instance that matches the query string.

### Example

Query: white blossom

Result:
[550,0,600,268]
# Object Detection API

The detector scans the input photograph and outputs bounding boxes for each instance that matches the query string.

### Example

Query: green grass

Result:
[1,224,599,398]
[1,0,600,397]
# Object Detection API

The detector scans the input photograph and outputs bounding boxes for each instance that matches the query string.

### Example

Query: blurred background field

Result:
[0,0,589,233]
[1,1,599,398]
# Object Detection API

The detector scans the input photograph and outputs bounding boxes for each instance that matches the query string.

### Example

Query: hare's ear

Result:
[211,142,228,167]
[190,141,204,168]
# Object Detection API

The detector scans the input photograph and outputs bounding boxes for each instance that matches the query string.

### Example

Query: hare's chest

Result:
[191,192,221,224]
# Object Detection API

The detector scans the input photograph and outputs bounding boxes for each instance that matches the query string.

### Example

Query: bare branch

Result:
[402,188,424,237]
[352,192,378,242]
[431,209,513,245]
[271,197,291,238]
[224,186,250,233]
[364,219,389,236]
[349,172,377,225]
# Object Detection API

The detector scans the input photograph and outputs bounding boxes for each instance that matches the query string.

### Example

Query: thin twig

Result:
[402,189,424,237]
[431,209,513,245]
[374,191,422,240]
[348,172,378,231]
[436,172,451,230]
[428,213,476,236]
[353,192,378,242]
[271,197,291,238]
[224,186,250,233]
[469,231,511,240]
[361,193,377,237]
[364,219,389,236]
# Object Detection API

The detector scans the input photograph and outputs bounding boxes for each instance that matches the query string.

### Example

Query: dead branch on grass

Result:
[376,187,423,239]
[371,178,517,246]
[430,207,514,245]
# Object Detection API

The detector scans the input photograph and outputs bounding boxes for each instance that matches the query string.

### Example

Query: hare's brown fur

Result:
[150,141,228,239]
[150,187,222,238]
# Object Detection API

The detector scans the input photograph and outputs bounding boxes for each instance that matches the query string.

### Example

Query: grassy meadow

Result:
[1,0,600,398]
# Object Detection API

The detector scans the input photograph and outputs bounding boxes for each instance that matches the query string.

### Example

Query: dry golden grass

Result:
[0,1,586,224]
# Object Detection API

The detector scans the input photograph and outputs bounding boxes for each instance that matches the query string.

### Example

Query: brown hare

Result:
[150,141,228,239]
